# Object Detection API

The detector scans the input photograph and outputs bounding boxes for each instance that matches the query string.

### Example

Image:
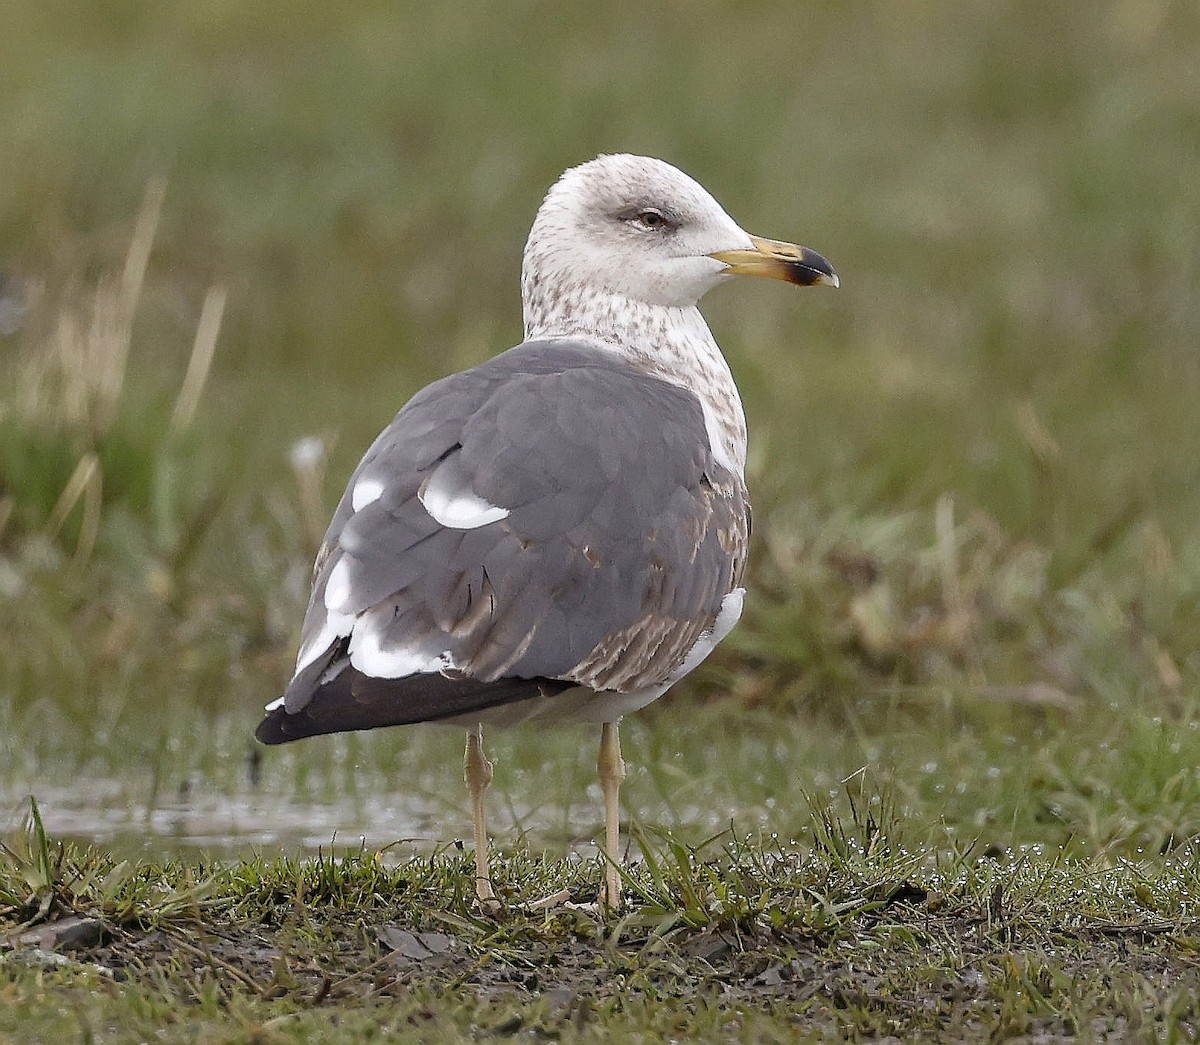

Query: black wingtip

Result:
[255,705,296,745]
[254,672,576,745]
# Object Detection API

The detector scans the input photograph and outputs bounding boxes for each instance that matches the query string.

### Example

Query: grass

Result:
[3,793,1200,1041]
[2,0,1200,1039]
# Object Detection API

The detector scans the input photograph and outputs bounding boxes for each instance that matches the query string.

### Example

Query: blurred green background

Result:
[1,0,1198,857]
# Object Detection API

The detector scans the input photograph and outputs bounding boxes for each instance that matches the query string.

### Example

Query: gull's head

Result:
[522,154,837,325]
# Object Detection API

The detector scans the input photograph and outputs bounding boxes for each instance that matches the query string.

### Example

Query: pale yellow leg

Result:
[597,720,627,908]
[464,726,495,903]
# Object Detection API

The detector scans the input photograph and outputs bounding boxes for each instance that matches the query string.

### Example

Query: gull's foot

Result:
[475,879,503,913]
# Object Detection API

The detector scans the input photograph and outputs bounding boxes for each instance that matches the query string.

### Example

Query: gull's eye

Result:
[635,208,667,230]
[619,205,674,232]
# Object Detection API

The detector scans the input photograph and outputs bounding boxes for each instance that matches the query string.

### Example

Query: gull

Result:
[256,154,837,908]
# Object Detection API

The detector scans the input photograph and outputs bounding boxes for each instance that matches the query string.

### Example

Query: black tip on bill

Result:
[788,246,839,288]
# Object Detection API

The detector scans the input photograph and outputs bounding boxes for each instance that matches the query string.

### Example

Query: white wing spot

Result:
[292,609,355,676]
[348,612,456,679]
[352,476,385,511]
[419,453,510,529]
[323,558,353,613]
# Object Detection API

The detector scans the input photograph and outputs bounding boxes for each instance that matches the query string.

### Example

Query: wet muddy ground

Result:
[7,852,1199,1042]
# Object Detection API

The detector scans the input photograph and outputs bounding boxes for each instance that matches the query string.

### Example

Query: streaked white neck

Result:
[522,281,747,476]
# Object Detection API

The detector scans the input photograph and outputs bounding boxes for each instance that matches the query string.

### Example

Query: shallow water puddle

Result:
[1,711,794,860]
[0,781,464,861]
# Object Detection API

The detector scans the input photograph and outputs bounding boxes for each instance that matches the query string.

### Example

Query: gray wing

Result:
[257,340,748,743]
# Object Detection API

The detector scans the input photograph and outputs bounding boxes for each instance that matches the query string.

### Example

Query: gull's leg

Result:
[597,720,627,908]
[464,725,495,903]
